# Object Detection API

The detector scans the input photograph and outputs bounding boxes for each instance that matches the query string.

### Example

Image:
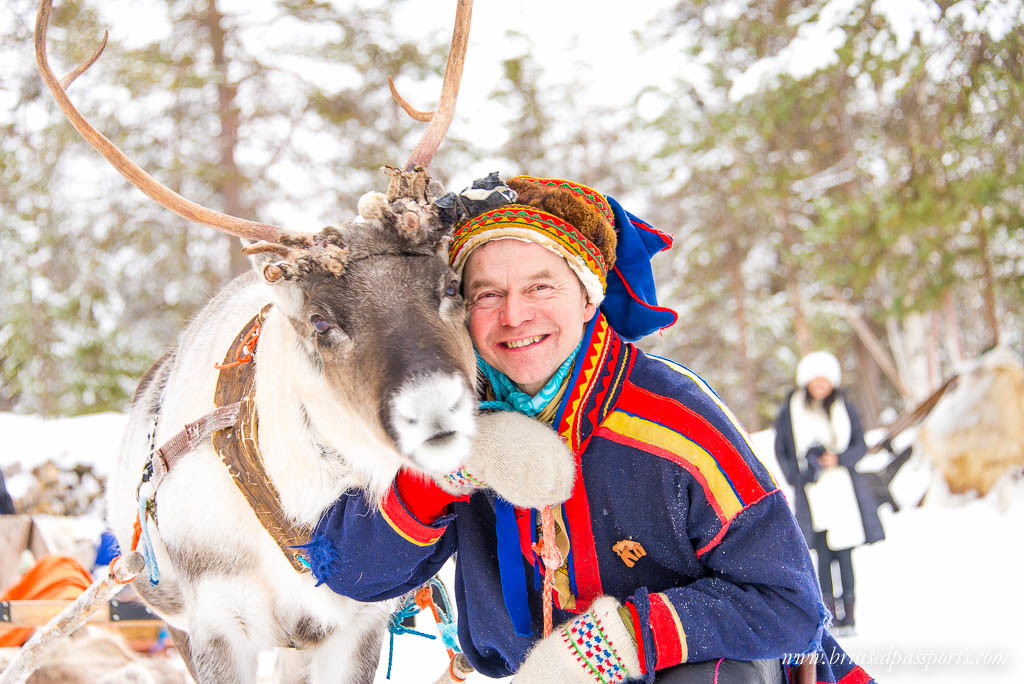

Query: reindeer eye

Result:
[310,314,332,334]
[444,279,459,298]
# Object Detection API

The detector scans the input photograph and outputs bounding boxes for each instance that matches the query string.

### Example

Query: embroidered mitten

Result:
[435,411,575,509]
[514,596,642,683]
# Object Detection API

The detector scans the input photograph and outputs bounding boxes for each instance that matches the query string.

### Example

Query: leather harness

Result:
[143,304,312,573]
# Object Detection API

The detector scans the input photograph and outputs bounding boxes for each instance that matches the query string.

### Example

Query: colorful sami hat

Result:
[449,176,616,307]
[448,174,677,342]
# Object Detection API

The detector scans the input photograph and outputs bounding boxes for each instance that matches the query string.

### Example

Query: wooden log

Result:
[0,520,32,593]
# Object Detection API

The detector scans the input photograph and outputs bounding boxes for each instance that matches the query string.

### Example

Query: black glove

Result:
[804,444,826,483]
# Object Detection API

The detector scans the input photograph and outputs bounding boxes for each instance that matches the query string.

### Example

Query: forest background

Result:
[2,0,1022,431]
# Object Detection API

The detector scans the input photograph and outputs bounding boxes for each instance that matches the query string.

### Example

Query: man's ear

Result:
[584,299,597,322]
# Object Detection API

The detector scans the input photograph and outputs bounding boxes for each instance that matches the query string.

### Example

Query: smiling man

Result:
[308,175,872,683]
[463,239,596,394]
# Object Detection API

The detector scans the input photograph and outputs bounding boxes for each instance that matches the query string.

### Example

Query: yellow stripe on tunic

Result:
[602,411,743,520]
[647,356,776,487]
[379,507,443,547]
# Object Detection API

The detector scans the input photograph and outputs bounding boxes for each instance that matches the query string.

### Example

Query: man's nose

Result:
[499,291,534,327]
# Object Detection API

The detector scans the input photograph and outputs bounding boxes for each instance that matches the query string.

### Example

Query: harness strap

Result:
[212,305,313,573]
[138,304,311,575]
[155,403,242,474]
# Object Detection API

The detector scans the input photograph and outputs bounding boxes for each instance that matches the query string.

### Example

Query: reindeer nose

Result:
[392,374,469,431]
[388,372,476,471]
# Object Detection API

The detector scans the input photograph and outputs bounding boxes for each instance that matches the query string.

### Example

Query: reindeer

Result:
[31,1,572,682]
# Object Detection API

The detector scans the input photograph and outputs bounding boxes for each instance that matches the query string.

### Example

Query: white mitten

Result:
[435,411,575,509]
[514,596,642,683]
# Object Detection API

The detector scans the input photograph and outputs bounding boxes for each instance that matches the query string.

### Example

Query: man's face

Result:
[463,239,597,395]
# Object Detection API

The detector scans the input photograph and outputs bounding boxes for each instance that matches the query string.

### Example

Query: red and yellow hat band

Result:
[449,204,608,305]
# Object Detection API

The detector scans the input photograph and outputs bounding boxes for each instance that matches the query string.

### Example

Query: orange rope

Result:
[214,317,264,369]
[130,511,142,551]
[415,585,455,660]
[105,513,145,585]
[532,505,563,637]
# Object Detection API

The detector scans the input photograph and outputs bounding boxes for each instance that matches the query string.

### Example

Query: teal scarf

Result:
[475,339,581,416]
[475,340,582,637]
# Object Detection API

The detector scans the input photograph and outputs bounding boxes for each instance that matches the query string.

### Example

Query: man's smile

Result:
[500,334,549,350]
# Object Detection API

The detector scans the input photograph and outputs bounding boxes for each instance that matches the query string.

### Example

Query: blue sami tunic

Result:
[308,314,873,683]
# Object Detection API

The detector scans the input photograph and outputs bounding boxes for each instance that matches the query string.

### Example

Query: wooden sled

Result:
[861,373,959,511]
[1,597,164,653]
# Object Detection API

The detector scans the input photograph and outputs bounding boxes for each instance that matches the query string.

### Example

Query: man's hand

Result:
[514,596,642,683]
[436,411,575,509]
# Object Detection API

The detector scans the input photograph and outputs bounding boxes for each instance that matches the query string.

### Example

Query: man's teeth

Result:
[505,335,544,349]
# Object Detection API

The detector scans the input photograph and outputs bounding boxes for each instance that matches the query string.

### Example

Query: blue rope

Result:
[137,497,160,585]
[428,577,462,653]
[385,595,436,680]
[384,578,465,679]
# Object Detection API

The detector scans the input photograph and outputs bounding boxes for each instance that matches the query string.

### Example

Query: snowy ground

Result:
[1,411,1021,683]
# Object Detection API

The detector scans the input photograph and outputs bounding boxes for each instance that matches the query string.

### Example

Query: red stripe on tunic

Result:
[563,449,603,608]
[648,593,684,669]
[625,601,647,675]
[593,426,728,523]
[618,383,768,506]
[380,484,446,546]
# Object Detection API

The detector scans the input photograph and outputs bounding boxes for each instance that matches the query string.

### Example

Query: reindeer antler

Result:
[391,0,473,171]
[34,0,294,243]
[242,229,349,281]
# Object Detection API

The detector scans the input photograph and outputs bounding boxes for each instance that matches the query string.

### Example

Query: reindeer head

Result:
[243,169,477,474]
[35,0,481,474]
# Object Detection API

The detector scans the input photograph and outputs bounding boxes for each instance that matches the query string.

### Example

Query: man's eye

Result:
[471,292,500,307]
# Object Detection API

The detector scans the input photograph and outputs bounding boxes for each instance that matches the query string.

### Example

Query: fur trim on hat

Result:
[506,177,617,271]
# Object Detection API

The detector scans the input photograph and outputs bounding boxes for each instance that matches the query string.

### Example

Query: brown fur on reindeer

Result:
[918,347,1024,495]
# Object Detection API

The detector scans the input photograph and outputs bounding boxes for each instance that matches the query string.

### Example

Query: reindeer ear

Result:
[243,241,299,284]
[238,244,305,319]
[358,192,393,221]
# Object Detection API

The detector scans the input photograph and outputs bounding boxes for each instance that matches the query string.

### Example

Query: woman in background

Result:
[774,351,884,634]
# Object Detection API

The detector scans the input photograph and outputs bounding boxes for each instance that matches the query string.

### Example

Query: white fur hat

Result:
[796,351,841,388]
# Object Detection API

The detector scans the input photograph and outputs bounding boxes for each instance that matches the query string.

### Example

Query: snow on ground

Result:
[2,411,1021,683]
